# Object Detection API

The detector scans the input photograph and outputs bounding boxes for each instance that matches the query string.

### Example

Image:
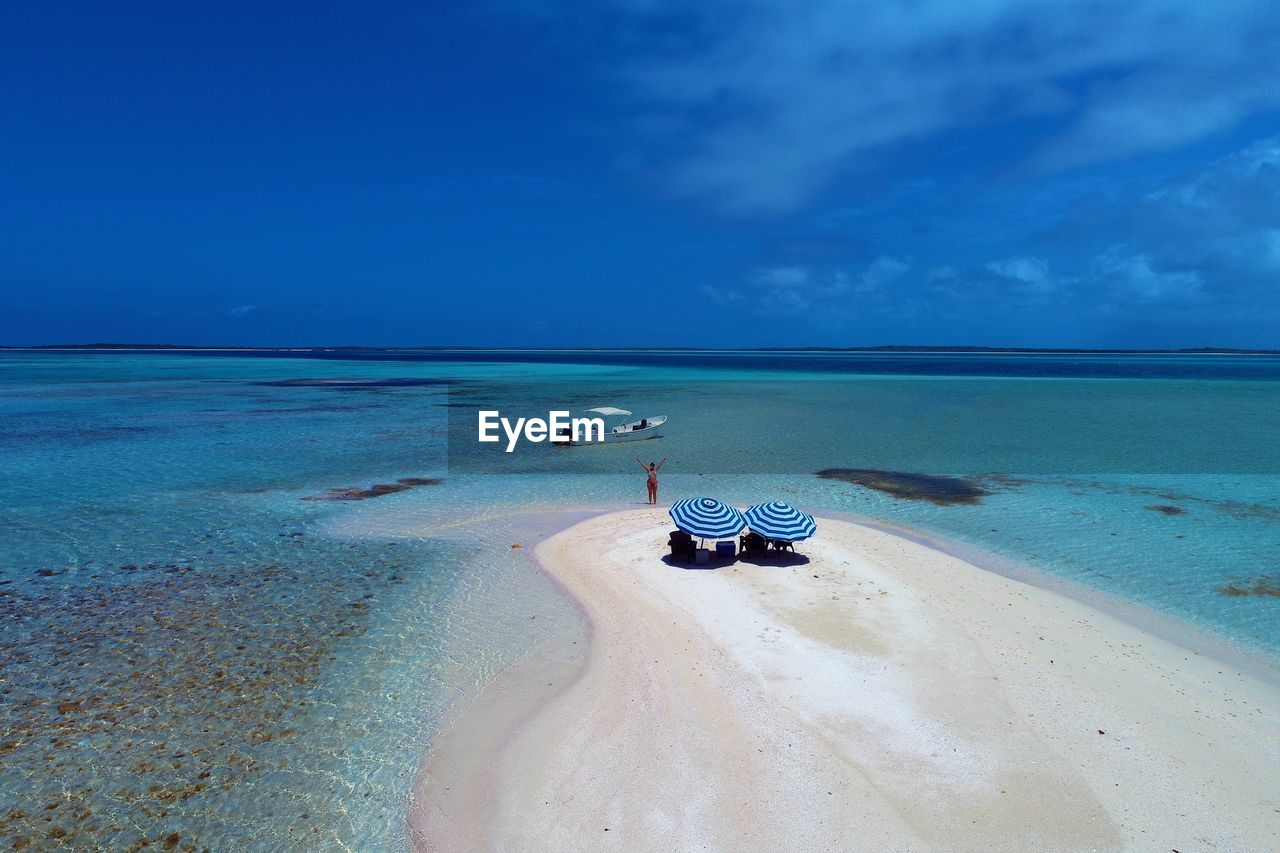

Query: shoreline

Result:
[826,509,1280,686]
[404,510,599,851]
[410,507,1280,850]
[407,631,592,851]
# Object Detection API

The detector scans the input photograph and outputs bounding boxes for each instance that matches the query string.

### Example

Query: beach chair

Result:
[715,541,736,560]
[769,538,795,554]
[740,532,768,557]
[668,530,696,562]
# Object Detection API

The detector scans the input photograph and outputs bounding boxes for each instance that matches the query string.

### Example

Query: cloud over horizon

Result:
[697,137,1279,341]
[574,0,1280,215]
[2,1,1277,347]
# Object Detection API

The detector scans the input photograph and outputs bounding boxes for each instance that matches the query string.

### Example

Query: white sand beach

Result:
[411,508,1280,851]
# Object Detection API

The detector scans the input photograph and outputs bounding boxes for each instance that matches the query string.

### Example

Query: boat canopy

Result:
[585,406,631,417]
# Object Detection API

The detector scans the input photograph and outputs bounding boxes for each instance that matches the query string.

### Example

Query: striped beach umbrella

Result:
[744,501,817,542]
[669,497,745,541]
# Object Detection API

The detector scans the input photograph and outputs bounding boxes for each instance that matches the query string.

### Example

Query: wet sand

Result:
[411,508,1280,851]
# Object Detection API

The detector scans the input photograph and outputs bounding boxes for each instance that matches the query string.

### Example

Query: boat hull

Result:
[600,425,663,443]
[564,414,667,445]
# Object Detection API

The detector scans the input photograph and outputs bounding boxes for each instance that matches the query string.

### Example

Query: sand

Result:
[411,508,1280,851]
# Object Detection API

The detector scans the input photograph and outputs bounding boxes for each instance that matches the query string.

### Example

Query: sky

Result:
[1,0,1278,348]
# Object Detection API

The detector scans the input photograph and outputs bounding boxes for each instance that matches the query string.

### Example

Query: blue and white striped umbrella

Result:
[669,497,745,540]
[744,501,817,542]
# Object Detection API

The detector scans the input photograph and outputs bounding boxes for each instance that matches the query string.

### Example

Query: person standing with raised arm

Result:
[636,455,668,505]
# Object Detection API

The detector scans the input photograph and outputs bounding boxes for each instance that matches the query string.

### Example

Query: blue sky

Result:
[1,1,1278,347]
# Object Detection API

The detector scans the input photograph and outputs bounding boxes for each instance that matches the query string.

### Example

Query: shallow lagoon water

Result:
[1,351,1277,848]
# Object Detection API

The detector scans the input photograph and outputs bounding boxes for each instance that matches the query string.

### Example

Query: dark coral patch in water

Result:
[0,541,424,849]
[1145,504,1187,516]
[1055,479,1280,522]
[816,468,990,505]
[974,472,1032,489]
[302,477,442,501]
[253,378,447,388]
[1219,575,1280,597]
[1213,500,1280,523]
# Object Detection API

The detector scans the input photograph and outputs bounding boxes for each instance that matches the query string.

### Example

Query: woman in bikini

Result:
[636,455,669,505]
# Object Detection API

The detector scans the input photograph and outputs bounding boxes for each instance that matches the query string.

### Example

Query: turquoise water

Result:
[1,351,1278,849]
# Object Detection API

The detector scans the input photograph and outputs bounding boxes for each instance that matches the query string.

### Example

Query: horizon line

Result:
[3,343,1279,355]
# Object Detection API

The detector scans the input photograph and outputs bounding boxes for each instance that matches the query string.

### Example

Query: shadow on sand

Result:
[737,552,811,568]
[661,551,811,571]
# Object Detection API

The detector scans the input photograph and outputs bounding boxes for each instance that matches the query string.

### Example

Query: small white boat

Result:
[564,406,667,444]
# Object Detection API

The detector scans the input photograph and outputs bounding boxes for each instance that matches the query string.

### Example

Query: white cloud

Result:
[985,256,1056,296]
[931,249,1201,311]
[758,286,812,316]
[860,256,911,292]
[553,0,1280,214]
[752,266,809,288]
[694,135,1278,335]
[937,136,1278,314]
[724,255,912,319]
[1262,229,1280,272]
[228,304,258,317]
[699,283,744,304]
[1077,136,1279,306]
[1090,249,1203,303]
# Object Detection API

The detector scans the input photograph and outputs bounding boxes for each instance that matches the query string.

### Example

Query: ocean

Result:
[1,350,1277,849]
